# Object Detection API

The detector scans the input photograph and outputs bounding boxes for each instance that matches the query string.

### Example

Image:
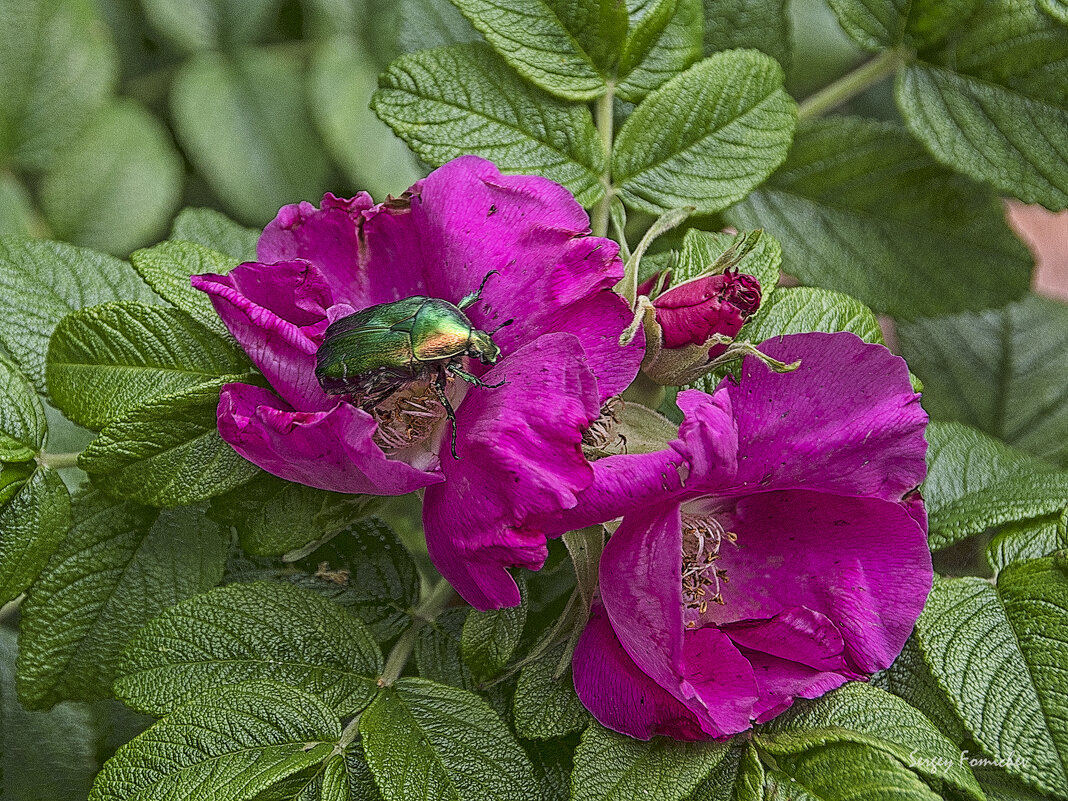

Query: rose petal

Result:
[217,383,440,495]
[423,332,601,608]
[739,647,853,723]
[721,606,850,673]
[679,625,759,737]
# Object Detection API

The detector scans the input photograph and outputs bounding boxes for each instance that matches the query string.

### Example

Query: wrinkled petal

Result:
[713,332,928,501]
[423,332,601,608]
[257,193,375,306]
[192,262,335,411]
[721,606,850,673]
[740,648,853,723]
[217,383,440,495]
[702,489,931,673]
[680,626,759,737]
[573,605,706,740]
[672,390,739,493]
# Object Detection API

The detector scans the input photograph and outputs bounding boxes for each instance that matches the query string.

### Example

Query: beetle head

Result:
[467,330,501,364]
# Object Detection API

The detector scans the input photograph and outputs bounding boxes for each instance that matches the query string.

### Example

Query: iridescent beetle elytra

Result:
[314,272,510,459]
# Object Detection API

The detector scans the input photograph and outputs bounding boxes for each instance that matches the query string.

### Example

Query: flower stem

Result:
[37,452,80,469]
[591,82,616,238]
[378,578,457,687]
[797,49,904,120]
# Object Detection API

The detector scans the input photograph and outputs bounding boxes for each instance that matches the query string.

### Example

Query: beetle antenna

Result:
[459,270,499,309]
[491,318,514,334]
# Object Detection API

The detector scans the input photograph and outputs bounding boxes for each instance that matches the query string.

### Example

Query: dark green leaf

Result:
[702,0,789,66]
[89,680,340,801]
[47,301,251,430]
[141,0,281,51]
[372,43,607,206]
[310,37,421,201]
[0,466,70,606]
[525,737,575,801]
[513,645,589,739]
[0,354,46,460]
[443,0,607,99]
[922,421,1068,550]
[987,509,1068,574]
[131,240,239,338]
[618,0,703,102]
[1042,0,1068,24]
[461,580,526,681]
[0,238,155,391]
[827,0,980,51]
[0,0,116,171]
[17,492,228,708]
[414,607,478,691]
[39,100,183,256]
[613,50,796,214]
[170,207,260,262]
[80,383,262,507]
[171,49,333,225]
[116,581,382,716]
[916,567,1068,799]
[360,677,539,801]
[571,723,729,801]
[726,116,1032,318]
[899,295,1068,467]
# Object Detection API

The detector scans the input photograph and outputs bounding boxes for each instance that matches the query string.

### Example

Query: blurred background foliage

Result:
[0,0,877,257]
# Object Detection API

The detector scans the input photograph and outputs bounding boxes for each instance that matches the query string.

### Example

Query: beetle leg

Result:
[458,270,500,309]
[447,363,506,389]
[432,366,460,459]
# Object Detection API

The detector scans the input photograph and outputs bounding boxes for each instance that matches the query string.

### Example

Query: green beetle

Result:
[315,272,509,458]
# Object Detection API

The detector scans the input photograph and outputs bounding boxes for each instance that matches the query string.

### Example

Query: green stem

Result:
[797,49,904,120]
[591,82,616,238]
[37,452,80,469]
[378,578,457,687]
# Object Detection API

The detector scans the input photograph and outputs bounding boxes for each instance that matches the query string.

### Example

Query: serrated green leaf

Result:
[414,607,478,691]
[360,677,539,801]
[572,723,729,801]
[310,37,421,201]
[0,461,35,508]
[17,492,228,708]
[0,354,46,460]
[0,238,156,391]
[987,509,1068,574]
[922,421,1068,550]
[916,567,1068,799]
[372,43,607,207]
[141,0,281,51]
[116,581,382,717]
[170,207,260,262]
[674,228,782,292]
[1,629,98,801]
[758,682,983,800]
[47,301,251,430]
[618,0,703,102]
[0,466,70,606]
[89,680,340,801]
[827,0,980,51]
[131,240,239,338]
[1042,0,1068,23]
[680,743,746,801]
[513,645,589,739]
[39,100,182,256]
[613,50,796,214]
[726,116,1032,318]
[254,748,383,801]
[443,0,607,99]
[899,295,1068,467]
[0,0,116,171]
[525,737,576,801]
[172,49,332,225]
[702,0,789,65]
[461,580,526,681]
[743,286,885,344]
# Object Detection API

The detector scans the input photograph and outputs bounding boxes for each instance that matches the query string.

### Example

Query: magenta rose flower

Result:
[550,332,931,739]
[191,156,642,610]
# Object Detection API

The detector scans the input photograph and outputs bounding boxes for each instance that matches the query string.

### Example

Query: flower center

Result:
[582,398,627,459]
[681,512,737,628]
[364,376,451,453]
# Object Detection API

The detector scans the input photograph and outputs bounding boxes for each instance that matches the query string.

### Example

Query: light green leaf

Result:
[89,680,340,801]
[254,748,383,801]
[170,207,260,261]
[79,383,262,507]
[922,421,1068,550]
[372,43,607,207]
[726,116,1032,318]
[742,287,885,345]
[0,0,116,171]
[673,228,782,292]
[826,0,980,51]
[310,37,421,201]
[613,50,796,214]
[360,677,539,801]
[47,301,252,431]
[572,723,729,801]
[513,645,589,739]
[0,466,70,606]
[917,566,1068,799]
[702,0,789,65]
[39,100,182,256]
[17,492,228,708]
[443,0,607,100]
[461,581,526,681]
[116,581,382,717]
[172,49,333,225]
[987,509,1068,574]
[0,173,40,238]
[131,240,239,337]
[758,682,984,800]
[899,295,1068,467]
[0,354,47,460]
[0,238,155,391]
[1,629,98,801]
[141,0,281,51]
[680,744,746,801]
[396,0,481,52]
[1042,0,1068,24]
[618,0,703,102]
